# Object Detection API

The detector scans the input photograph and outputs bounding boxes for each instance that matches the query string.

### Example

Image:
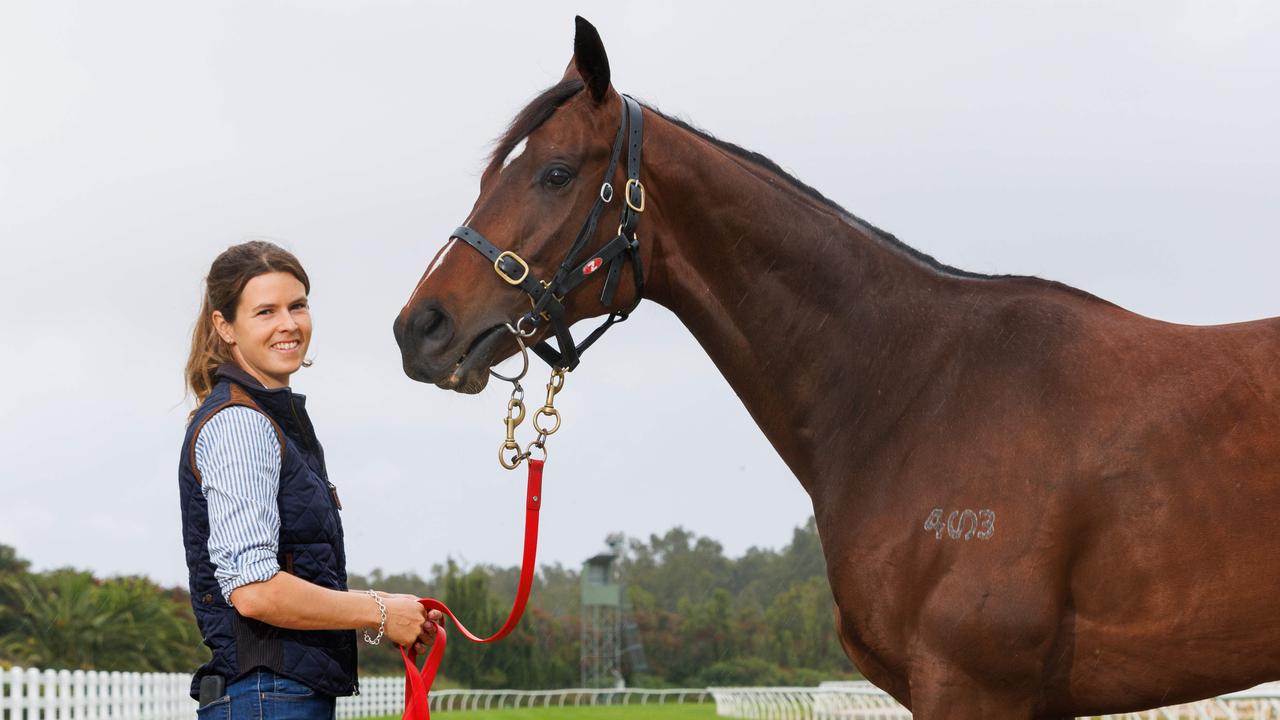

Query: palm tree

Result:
[0,570,206,671]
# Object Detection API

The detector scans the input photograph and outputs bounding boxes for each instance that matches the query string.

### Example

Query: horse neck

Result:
[639,114,964,491]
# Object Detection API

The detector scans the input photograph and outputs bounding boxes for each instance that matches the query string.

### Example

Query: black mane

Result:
[644,105,1000,280]
[487,81,1098,295]
[486,79,585,175]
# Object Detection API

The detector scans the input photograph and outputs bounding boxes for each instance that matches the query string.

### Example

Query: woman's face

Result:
[213,271,312,389]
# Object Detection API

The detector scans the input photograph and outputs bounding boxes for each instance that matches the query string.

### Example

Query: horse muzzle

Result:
[393,302,508,394]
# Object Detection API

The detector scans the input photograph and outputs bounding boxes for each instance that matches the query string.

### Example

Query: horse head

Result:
[394,17,648,393]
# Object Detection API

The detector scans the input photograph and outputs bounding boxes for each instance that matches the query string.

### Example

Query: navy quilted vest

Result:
[178,364,358,698]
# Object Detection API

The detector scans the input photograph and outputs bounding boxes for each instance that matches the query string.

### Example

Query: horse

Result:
[393,17,1280,719]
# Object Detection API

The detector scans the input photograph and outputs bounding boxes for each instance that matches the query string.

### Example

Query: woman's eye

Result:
[257,309,273,316]
[543,167,573,188]
[291,302,308,311]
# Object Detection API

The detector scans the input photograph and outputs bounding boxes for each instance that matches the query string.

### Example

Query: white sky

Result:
[1,1,1277,589]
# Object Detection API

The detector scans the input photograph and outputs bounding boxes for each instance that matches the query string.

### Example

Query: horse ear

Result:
[572,16,611,103]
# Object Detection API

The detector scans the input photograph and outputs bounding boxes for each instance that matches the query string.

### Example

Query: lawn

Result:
[369,703,719,720]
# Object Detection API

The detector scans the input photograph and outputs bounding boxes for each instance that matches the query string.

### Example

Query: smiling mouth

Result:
[437,325,510,393]
[272,340,300,351]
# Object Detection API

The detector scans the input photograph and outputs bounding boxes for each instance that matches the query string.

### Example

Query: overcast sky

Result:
[1,1,1276,590]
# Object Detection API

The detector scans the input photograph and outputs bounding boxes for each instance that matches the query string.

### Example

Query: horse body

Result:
[597,104,1280,715]
[395,18,1280,717]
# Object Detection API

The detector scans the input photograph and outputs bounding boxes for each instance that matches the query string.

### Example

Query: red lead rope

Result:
[398,458,544,720]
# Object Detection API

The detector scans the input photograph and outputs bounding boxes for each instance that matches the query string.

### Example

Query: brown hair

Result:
[185,241,311,408]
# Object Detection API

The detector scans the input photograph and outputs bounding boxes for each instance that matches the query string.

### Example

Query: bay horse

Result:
[393,17,1280,718]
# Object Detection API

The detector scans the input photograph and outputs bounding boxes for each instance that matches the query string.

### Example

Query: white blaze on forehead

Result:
[424,238,458,281]
[501,136,528,170]
[401,237,460,313]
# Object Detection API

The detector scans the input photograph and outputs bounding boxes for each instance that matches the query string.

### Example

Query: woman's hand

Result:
[381,594,430,648]
[376,593,446,653]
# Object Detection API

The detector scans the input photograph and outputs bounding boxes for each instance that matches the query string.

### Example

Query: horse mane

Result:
[642,105,987,278]
[486,78,586,175]
[489,80,1102,299]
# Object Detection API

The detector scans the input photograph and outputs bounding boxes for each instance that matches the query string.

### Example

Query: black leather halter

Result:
[450,95,646,372]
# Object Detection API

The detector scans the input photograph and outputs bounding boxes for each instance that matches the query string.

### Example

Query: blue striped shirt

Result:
[194,406,282,605]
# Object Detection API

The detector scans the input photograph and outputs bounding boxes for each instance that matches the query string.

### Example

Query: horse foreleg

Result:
[833,606,912,705]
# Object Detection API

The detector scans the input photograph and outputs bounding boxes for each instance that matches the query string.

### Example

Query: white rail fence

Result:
[5,667,1280,719]
[423,687,707,712]
[341,680,708,717]
[708,681,1280,720]
[711,683,911,719]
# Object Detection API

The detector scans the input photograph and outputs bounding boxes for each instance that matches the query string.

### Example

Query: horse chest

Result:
[819,478,1066,688]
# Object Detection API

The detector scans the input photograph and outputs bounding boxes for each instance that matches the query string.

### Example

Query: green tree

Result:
[438,561,501,687]
[350,518,858,688]
[0,570,205,672]
[764,576,844,670]
[0,545,30,576]
[0,544,32,643]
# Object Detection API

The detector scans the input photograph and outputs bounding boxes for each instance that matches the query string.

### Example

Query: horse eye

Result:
[543,166,573,188]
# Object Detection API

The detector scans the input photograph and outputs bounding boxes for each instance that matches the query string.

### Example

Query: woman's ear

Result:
[212,311,235,344]
[573,16,611,103]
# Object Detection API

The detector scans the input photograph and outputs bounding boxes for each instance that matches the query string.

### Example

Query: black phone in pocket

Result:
[198,675,226,708]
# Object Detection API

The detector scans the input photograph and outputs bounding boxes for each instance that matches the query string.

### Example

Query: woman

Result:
[178,241,440,719]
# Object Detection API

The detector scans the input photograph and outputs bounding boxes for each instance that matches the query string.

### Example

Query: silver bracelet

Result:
[362,590,386,645]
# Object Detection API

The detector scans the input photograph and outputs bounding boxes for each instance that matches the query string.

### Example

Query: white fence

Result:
[708,681,1280,720]
[0,668,194,720]
[338,679,707,717]
[422,687,707,712]
[0,668,707,720]
[711,684,911,720]
[6,667,1280,720]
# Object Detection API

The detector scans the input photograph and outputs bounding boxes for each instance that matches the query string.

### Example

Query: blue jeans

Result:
[196,670,336,720]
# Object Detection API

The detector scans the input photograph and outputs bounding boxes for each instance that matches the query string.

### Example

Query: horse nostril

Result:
[418,308,448,341]
[400,302,454,356]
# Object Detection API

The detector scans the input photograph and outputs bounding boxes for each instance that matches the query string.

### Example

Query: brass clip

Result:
[499,392,527,469]
[533,369,566,435]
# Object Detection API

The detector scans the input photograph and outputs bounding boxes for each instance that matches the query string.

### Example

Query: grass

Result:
[369,703,718,720]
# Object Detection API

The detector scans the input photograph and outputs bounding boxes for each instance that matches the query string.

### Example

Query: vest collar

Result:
[214,363,308,410]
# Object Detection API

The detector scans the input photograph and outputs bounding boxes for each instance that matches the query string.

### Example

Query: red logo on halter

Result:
[582,258,604,276]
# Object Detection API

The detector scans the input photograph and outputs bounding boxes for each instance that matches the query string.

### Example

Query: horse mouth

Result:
[437,325,509,394]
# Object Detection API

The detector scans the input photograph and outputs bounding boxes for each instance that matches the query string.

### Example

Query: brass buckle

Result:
[624,179,645,212]
[494,251,530,285]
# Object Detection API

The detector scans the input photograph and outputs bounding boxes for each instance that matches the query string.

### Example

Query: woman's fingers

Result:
[414,609,445,645]
[381,595,429,647]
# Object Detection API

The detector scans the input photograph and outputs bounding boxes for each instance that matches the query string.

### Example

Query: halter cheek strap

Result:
[451,94,647,372]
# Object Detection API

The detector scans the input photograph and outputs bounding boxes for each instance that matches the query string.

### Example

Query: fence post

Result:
[0,666,12,720]
[23,667,40,720]
[0,666,10,720]
[55,671,70,720]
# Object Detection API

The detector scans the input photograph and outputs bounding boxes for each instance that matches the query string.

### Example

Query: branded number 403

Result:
[924,508,995,541]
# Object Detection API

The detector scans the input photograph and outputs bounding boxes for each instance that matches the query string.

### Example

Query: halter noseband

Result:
[450,94,646,371]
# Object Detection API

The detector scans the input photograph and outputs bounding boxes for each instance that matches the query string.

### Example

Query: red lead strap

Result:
[398,458,544,720]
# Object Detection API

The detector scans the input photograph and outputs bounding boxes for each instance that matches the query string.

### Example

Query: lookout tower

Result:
[580,543,622,688]
[581,535,649,688]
